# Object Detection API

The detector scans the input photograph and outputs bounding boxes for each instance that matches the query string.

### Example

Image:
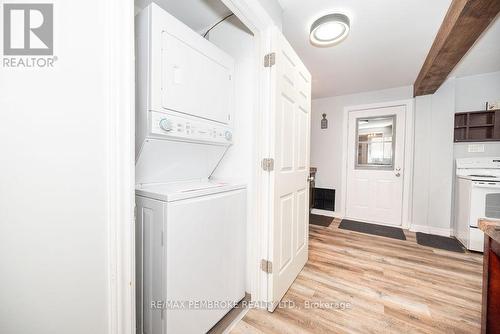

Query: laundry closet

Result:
[134,1,256,333]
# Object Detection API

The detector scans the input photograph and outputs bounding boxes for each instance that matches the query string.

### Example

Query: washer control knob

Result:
[224,130,233,141]
[159,118,173,132]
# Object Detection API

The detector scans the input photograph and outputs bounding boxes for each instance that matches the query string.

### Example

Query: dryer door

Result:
[160,30,234,125]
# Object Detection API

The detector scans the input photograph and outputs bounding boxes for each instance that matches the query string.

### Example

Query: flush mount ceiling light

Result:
[310,13,350,47]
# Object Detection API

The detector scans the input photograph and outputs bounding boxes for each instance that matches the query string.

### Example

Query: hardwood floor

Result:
[232,219,483,334]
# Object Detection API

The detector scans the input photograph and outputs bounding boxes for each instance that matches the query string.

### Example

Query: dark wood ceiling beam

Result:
[413,0,500,96]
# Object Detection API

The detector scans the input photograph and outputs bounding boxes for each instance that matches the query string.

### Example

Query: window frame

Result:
[354,115,397,170]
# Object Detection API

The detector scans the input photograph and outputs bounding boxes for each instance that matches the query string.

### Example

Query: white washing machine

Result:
[135,180,246,334]
[135,4,246,334]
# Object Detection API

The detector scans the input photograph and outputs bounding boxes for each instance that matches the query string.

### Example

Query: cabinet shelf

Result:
[470,124,494,128]
[454,124,495,129]
[454,110,500,142]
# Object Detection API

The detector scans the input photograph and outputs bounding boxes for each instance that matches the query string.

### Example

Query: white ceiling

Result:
[135,0,231,34]
[134,0,499,98]
[278,0,454,98]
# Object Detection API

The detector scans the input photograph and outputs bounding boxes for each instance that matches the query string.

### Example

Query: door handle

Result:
[307,176,314,182]
[395,167,401,177]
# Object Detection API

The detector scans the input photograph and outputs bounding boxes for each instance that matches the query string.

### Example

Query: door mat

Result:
[416,232,465,253]
[309,214,334,227]
[339,219,406,240]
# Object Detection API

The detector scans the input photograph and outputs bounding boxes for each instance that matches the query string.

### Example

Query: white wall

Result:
[256,0,283,30]
[454,142,500,159]
[454,71,500,159]
[412,71,500,236]
[0,1,111,333]
[455,71,500,111]
[311,71,500,235]
[311,86,413,214]
[412,80,456,235]
[208,16,255,292]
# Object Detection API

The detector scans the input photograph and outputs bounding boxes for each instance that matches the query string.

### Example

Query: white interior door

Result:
[346,105,406,226]
[268,28,311,311]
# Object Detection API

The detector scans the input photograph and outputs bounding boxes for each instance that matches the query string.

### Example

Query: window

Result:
[486,193,500,219]
[355,115,395,169]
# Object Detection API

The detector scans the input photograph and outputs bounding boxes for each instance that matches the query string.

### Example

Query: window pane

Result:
[355,116,395,169]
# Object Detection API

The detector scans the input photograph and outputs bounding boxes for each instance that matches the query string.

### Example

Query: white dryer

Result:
[135,2,235,156]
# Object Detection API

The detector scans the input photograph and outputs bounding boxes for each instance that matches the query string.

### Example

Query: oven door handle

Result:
[472,183,500,189]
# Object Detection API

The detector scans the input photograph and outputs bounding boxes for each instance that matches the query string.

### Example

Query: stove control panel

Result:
[150,111,232,145]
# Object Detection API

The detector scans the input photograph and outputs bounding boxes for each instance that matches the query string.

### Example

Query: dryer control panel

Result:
[150,111,232,145]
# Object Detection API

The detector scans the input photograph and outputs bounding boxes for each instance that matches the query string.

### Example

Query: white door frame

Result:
[105,1,135,333]
[218,0,276,306]
[105,1,276,333]
[340,99,415,229]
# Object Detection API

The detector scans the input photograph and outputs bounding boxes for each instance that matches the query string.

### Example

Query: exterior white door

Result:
[268,28,311,311]
[346,105,406,226]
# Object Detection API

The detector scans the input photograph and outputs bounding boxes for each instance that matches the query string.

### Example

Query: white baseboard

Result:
[311,209,337,217]
[410,224,451,237]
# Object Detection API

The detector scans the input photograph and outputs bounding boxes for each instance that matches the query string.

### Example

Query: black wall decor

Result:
[313,188,335,211]
[321,113,328,129]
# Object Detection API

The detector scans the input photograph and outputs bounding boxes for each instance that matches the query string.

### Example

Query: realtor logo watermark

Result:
[2,3,57,67]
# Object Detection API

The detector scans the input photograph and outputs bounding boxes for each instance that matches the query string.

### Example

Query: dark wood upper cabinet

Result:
[454,110,500,142]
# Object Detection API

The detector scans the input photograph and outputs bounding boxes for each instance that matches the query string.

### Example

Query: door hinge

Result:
[161,231,164,247]
[264,52,275,67]
[262,158,274,171]
[261,259,273,274]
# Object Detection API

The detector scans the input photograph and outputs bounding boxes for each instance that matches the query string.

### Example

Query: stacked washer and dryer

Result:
[135,4,246,334]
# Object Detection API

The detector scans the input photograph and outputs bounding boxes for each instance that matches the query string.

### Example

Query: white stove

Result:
[454,157,500,252]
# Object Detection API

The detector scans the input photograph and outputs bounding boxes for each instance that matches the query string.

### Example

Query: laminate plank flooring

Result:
[231,219,483,334]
